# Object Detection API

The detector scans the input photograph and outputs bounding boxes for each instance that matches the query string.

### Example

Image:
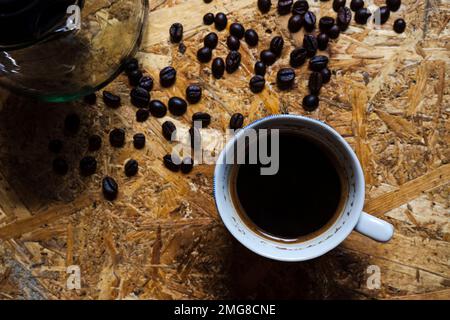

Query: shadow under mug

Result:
[214,115,394,262]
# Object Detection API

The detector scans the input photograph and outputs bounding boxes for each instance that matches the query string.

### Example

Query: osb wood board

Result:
[0,0,448,300]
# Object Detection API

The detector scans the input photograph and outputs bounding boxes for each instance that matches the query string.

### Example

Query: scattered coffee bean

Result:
[192,112,211,128]
[204,32,219,49]
[229,113,245,130]
[328,25,341,39]
[244,29,259,47]
[124,58,139,75]
[168,97,188,116]
[128,69,143,86]
[136,108,150,122]
[49,139,63,153]
[333,0,346,12]
[130,87,150,108]
[260,50,277,66]
[319,16,335,33]
[308,72,323,95]
[303,11,316,32]
[139,76,154,91]
[303,94,319,111]
[227,35,241,51]
[303,34,318,57]
[317,33,329,50]
[215,12,228,31]
[249,75,265,93]
[321,67,332,84]
[277,68,296,90]
[278,0,294,15]
[226,51,241,73]
[292,0,309,15]
[230,23,245,39]
[203,12,215,25]
[374,6,390,25]
[309,55,329,71]
[84,93,97,105]
[212,57,226,79]
[53,158,68,175]
[133,133,146,149]
[290,47,308,67]
[103,91,121,108]
[109,128,125,148]
[169,23,183,43]
[288,14,303,33]
[337,6,352,31]
[197,47,213,63]
[102,176,118,201]
[186,85,202,104]
[179,43,187,54]
[254,61,267,76]
[350,0,364,12]
[258,0,272,13]
[181,157,194,174]
[355,8,372,24]
[149,100,167,118]
[270,36,284,57]
[386,0,401,12]
[64,113,80,135]
[163,154,181,172]
[79,156,97,177]
[162,121,177,141]
[160,66,177,87]
[124,159,139,177]
[88,135,102,151]
[393,18,406,33]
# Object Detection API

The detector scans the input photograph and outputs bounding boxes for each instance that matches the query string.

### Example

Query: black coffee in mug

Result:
[231,131,347,242]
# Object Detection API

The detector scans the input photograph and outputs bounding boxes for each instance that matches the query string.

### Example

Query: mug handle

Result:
[355,212,394,242]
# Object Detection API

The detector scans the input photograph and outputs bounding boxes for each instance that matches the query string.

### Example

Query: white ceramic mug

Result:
[214,115,394,262]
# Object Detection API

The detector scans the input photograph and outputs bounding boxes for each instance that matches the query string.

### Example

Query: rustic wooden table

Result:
[0,0,448,300]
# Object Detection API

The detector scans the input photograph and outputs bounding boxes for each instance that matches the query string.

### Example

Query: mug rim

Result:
[213,114,366,262]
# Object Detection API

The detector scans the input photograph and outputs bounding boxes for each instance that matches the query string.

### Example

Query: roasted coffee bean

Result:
[149,100,167,118]
[244,29,259,47]
[163,154,181,172]
[227,35,240,51]
[260,50,277,66]
[49,139,63,153]
[169,23,183,43]
[103,91,121,108]
[249,75,265,93]
[386,0,401,12]
[64,113,80,135]
[130,87,150,108]
[230,23,245,39]
[80,156,97,177]
[337,6,352,31]
[288,14,303,33]
[321,67,332,84]
[88,135,102,152]
[355,8,372,24]
[212,57,225,79]
[270,36,284,57]
[328,25,341,39]
[109,129,125,148]
[333,0,346,12]
[102,176,118,201]
[53,158,68,175]
[203,12,215,25]
[374,6,390,25]
[168,97,188,116]
[124,159,139,177]
[254,61,267,76]
[319,16,335,33]
[290,47,308,67]
[124,57,139,75]
[181,157,194,174]
[292,0,309,15]
[215,12,228,31]
[186,85,202,104]
[393,18,406,33]
[277,68,296,90]
[160,66,177,87]
[179,43,187,54]
[317,33,329,50]
[133,133,146,149]
[128,69,143,86]
[278,0,294,15]
[226,51,241,73]
[84,93,97,105]
[309,55,329,71]
[204,32,218,49]
[162,121,177,141]
[192,112,211,128]
[136,108,150,122]
[303,34,318,57]
[308,72,323,95]
[303,11,316,32]
[258,0,272,13]
[139,76,154,91]
[197,47,213,63]
[229,113,245,130]
[189,127,202,149]
[350,0,364,12]
[303,95,319,111]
